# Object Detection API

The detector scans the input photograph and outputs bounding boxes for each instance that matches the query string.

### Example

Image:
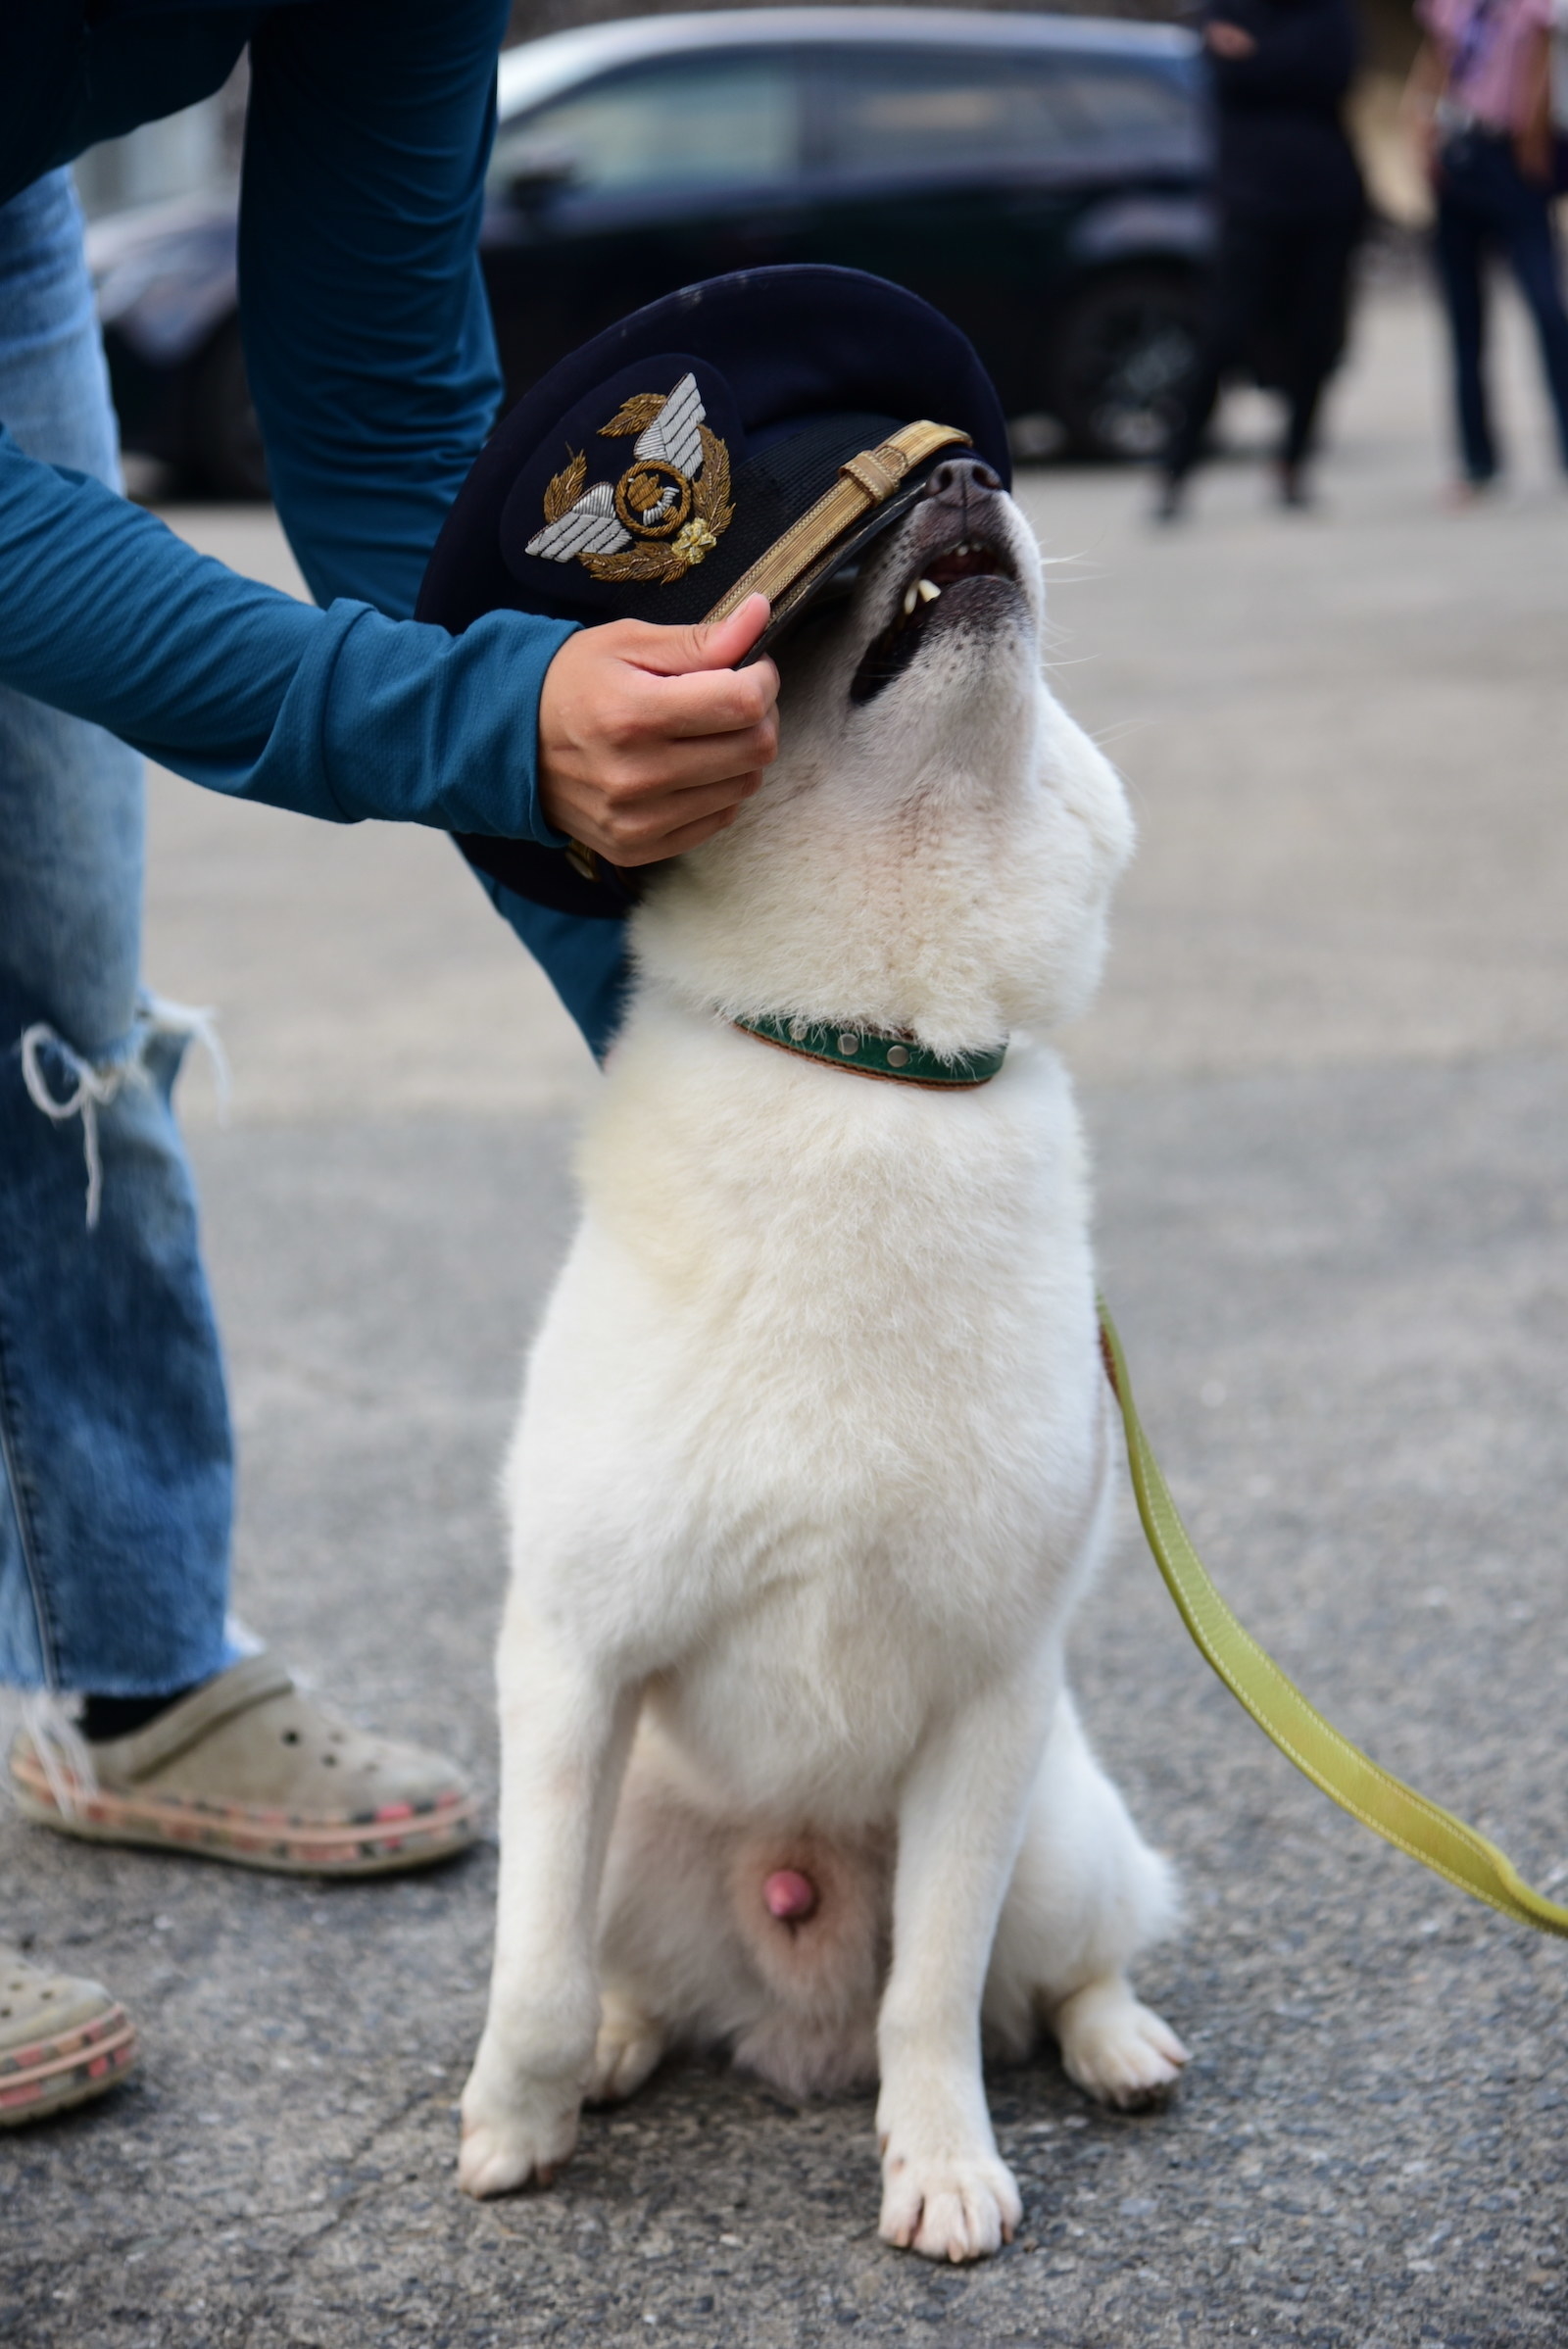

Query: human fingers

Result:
[639,662,781,744]
[619,794,756,863]
[596,772,766,864]
[541,622,777,755]
[538,760,759,866]
[586,626,778,734]
[615,594,772,679]
[583,710,777,804]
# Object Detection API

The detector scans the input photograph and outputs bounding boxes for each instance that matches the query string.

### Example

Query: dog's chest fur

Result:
[554,1020,1104,1817]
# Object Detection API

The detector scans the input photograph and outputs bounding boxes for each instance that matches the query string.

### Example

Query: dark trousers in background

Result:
[1433,129,1568,482]
[1163,212,1359,486]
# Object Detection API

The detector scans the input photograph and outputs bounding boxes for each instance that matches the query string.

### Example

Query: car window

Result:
[491,51,801,196]
[816,44,1191,175]
[816,47,1079,175]
[1055,62,1196,145]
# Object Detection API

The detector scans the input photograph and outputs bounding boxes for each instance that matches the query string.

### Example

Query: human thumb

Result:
[634,594,772,677]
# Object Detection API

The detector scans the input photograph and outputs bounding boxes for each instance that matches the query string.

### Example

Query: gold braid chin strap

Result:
[704,420,972,625]
[1099,1303,1568,1937]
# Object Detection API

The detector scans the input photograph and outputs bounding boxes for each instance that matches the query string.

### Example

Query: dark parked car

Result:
[88,5,1212,498]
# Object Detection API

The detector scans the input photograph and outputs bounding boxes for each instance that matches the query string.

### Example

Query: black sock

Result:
[78,1685,205,1743]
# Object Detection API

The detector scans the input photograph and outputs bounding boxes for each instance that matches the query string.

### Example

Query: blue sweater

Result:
[0,0,630,1054]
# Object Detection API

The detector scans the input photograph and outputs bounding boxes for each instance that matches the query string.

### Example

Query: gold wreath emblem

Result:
[526,375,734,586]
[583,428,732,581]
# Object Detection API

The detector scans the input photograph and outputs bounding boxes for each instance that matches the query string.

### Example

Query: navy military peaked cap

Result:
[417,265,1010,919]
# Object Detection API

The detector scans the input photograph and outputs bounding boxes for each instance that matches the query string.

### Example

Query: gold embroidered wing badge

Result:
[524,374,733,583]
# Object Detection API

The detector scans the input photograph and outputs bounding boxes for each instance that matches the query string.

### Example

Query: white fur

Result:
[460,471,1186,2262]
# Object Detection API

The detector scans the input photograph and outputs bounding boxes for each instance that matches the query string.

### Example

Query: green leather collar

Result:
[732,1013,1006,1089]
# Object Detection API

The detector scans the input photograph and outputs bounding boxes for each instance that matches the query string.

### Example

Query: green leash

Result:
[1099,1304,1568,1939]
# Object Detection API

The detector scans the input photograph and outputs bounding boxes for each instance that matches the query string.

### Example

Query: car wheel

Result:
[189,319,270,501]
[1052,271,1203,464]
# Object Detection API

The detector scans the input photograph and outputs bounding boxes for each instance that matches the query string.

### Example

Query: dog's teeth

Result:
[902,584,918,617]
[916,578,941,604]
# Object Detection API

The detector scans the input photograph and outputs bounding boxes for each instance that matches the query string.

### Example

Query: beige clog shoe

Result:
[10,1653,479,1877]
[0,1947,137,2126]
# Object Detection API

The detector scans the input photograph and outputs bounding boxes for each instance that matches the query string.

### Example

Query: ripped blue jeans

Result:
[0,171,234,1693]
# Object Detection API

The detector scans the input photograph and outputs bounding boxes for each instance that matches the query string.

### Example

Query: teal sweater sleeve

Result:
[240,0,510,618]
[0,0,631,1051]
[3,0,511,622]
[0,426,575,839]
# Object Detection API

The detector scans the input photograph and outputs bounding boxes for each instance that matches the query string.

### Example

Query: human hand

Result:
[1516,24,1555,187]
[1204,22,1257,58]
[536,594,778,866]
[1515,124,1553,186]
[1401,40,1446,185]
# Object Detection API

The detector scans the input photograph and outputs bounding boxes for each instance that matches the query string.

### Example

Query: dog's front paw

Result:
[878,2142,1023,2264]
[1054,1975,1188,2111]
[457,2069,580,2199]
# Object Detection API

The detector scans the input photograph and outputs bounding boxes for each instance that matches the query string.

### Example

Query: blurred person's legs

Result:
[1433,136,1506,486]
[0,169,236,1708]
[1487,151,1568,468]
[1434,131,1568,486]
[1276,218,1360,504]
[1156,217,1276,515]
[0,173,478,2128]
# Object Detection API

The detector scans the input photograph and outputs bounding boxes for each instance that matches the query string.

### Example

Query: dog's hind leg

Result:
[983,1688,1187,2110]
[585,1985,667,2105]
[459,1598,641,2198]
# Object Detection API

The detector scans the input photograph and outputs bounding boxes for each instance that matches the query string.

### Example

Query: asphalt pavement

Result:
[4,281,1567,2349]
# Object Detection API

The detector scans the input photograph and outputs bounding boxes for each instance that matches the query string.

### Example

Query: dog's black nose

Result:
[925,456,1003,498]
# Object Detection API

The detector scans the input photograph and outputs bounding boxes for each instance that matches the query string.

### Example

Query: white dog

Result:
[459,455,1187,2262]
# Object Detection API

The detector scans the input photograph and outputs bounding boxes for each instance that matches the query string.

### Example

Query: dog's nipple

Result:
[763,1868,819,1923]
